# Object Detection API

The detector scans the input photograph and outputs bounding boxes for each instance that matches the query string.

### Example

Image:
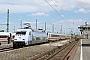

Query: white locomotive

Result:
[13,27,48,48]
[13,22,67,48]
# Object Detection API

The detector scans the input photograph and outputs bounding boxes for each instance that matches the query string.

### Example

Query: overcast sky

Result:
[0,0,90,34]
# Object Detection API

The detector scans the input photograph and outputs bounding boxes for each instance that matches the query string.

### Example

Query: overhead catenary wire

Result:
[45,0,65,20]
[51,0,83,20]
[52,0,67,19]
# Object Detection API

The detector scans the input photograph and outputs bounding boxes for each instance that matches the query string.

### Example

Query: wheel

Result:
[13,42,16,49]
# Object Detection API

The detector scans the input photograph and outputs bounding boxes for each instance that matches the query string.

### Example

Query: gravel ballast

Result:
[0,44,56,60]
[0,40,69,60]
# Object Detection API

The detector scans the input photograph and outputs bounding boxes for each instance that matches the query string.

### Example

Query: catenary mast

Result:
[7,9,9,32]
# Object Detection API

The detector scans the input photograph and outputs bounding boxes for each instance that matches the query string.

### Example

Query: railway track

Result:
[30,40,79,60]
[0,42,48,52]
[0,47,13,52]
[0,43,14,52]
[0,41,56,52]
[0,39,73,60]
[47,41,78,60]
[0,40,69,53]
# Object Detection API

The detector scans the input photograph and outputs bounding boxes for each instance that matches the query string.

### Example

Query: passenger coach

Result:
[47,32,66,41]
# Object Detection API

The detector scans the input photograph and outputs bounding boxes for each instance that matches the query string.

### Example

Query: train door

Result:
[28,31,32,44]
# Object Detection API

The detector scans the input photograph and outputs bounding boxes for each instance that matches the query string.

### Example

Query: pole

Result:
[60,25,62,34]
[20,20,22,28]
[45,22,46,31]
[52,24,54,32]
[14,25,15,32]
[36,19,37,30]
[7,9,9,32]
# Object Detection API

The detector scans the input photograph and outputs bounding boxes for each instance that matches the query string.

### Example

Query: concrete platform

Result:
[73,39,90,60]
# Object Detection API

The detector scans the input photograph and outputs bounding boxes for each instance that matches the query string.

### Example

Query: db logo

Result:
[19,37,21,38]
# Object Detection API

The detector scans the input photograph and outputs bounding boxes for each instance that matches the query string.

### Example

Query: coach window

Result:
[0,35,8,38]
[51,35,59,37]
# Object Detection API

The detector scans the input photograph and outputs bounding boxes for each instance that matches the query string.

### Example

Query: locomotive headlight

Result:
[14,39,17,40]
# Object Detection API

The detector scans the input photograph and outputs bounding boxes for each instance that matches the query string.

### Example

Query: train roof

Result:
[16,28,45,32]
[48,32,66,35]
[16,29,33,31]
[0,32,10,35]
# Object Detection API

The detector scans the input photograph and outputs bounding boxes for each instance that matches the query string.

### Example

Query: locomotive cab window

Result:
[16,31,26,35]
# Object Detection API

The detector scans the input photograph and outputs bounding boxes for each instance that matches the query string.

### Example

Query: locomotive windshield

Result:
[16,31,26,35]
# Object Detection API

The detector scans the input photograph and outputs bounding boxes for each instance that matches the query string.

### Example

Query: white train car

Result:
[13,28,48,48]
[47,32,66,41]
[0,32,10,41]
[60,34,66,40]
[0,32,15,41]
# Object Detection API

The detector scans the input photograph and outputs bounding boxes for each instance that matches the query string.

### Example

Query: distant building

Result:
[78,22,90,39]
